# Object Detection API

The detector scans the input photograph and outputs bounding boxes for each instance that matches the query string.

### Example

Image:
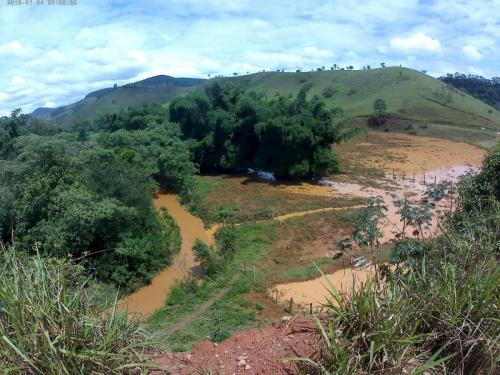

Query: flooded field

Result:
[118,194,212,317]
[334,130,486,174]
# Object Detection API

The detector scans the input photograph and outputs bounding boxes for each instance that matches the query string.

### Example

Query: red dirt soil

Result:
[151,317,322,374]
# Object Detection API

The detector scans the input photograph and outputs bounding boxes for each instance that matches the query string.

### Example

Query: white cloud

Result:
[303,46,332,58]
[128,50,147,64]
[10,76,26,85]
[390,32,441,53]
[0,92,8,102]
[462,45,482,61]
[0,40,37,57]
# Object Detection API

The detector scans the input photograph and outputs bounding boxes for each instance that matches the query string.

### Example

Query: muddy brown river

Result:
[118,193,213,317]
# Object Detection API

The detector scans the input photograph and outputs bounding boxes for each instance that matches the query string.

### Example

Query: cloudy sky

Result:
[0,0,499,115]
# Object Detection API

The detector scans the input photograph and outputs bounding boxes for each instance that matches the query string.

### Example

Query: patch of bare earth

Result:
[151,317,322,375]
[334,129,485,174]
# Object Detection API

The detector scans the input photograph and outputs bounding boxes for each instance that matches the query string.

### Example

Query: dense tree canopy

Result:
[170,82,348,178]
[0,107,194,291]
[440,73,500,110]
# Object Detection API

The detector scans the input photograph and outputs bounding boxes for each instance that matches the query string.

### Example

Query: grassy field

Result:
[189,174,365,225]
[227,67,500,133]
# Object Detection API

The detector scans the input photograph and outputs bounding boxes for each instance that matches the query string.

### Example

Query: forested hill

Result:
[31,75,205,128]
[439,73,500,110]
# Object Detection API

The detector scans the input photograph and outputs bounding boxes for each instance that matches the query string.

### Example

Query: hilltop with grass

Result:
[225,67,500,148]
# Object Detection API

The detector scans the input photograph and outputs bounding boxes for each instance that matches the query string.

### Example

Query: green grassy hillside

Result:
[32,75,205,128]
[225,67,500,148]
[228,68,499,126]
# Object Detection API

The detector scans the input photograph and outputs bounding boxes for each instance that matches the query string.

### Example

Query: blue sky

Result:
[0,0,499,115]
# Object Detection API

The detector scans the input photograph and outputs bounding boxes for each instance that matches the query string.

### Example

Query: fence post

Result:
[289,298,293,314]
[310,303,313,315]
[253,266,256,283]
[423,174,426,185]
[403,171,405,181]
[434,175,437,184]
[413,172,415,183]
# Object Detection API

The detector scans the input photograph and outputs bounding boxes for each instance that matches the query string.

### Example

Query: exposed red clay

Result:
[151,317,322,375]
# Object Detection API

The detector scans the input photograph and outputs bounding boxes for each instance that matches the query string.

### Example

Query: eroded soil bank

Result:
[118,194,213,317]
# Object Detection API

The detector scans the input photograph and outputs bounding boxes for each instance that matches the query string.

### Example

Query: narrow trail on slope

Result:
[155,271,242,336]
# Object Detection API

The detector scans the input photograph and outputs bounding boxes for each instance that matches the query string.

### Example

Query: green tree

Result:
[373,98,387,118]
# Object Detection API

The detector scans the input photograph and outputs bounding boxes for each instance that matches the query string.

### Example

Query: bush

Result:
[214,224,237,259]
[322,87,335,98]
[0,246,151,374]
[192,239,221,276]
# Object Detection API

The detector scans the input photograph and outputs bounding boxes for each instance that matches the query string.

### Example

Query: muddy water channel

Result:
[118,194,213,317]
[270,164,483,308]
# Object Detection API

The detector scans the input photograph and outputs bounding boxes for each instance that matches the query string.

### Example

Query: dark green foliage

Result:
[214,224,236,256]
[457,145,500,210]
[0,108,193,292]
[322,87,335,98]
[192,224,238,277]
[368,98,388,127]
[440,73,500,109]
[0,109,56,159]
[192,239,221,276]
[170,82,347,178]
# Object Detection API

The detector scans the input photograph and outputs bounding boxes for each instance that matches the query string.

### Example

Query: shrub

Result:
[192,239,221,276]
[322,87,335,98]
[214,224,237,259]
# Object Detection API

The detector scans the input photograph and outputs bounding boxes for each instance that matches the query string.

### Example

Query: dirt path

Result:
[273,204,364,221]
[156,271,242,336]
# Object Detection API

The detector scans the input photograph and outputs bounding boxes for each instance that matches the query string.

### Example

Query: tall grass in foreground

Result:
[305,147,500,374]
[0,245,152,374]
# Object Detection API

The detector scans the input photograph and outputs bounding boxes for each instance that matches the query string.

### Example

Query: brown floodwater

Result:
[117,193,213,317]
[271,265,378,308]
